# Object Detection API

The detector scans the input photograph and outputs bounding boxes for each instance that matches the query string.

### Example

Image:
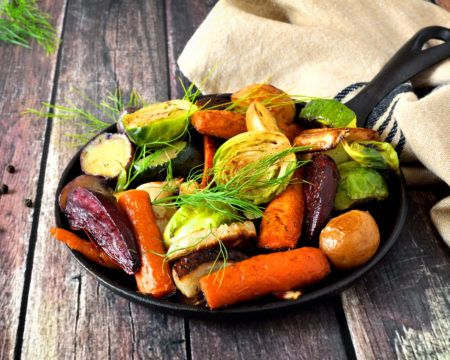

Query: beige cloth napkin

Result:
[178,0,450,245]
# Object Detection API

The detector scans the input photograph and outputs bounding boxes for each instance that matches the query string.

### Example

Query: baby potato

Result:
[319,210,380,270]
[231,84,296,124]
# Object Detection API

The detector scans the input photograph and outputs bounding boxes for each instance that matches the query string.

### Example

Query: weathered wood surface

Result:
[342,187,450,360]
[0,1,66,359]
[1,0,449,359]
[21,1,185,359]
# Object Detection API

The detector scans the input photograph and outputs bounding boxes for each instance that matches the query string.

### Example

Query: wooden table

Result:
[1,1,449,359]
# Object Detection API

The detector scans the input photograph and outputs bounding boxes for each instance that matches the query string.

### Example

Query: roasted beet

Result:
[303,154,339,241]
[195,94,231,110]
[64,187,140,274]
[59,175,113,212]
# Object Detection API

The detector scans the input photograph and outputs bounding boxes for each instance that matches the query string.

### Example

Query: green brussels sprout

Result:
[334,161,389,210]
[342,140,399,172]
[120,99,197,147]
[300,99,356,128]
[213,131,296,205]
[163,203,236,248]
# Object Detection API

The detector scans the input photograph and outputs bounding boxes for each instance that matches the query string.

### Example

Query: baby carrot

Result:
[200,247,330,309]
[200,135,218,189]
[258,169,305,250]
[50,228,119,269]
[191,110,247,139]
[118,190,175,298]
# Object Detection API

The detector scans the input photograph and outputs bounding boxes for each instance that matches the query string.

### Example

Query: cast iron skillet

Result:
[55,26,449,320]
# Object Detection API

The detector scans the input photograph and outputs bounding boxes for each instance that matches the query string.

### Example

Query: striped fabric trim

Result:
[333,82,413,156]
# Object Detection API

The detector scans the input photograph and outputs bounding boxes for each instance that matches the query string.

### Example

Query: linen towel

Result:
[178,0,450,245]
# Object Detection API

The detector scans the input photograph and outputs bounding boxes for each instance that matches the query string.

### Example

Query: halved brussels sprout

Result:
[120,99,197,147]
[163,203,236,248]
[213,131,296,205]
[334,161,388,210]
[300,99,356,128]
[342,140,399,172]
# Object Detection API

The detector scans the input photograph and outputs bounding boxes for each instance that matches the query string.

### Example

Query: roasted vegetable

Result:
[245,100,281,132]
[257,170,305,251]
[166,221,256,261]
[293,127,379,151]
[59,174,113,212]
[300,99,356,128]
[320,210,380,269]
[172,248,248,298]
[117,105,141,134]
[50,228,119,269]
[120,99,196,146]
[334,161,389,210]
[132,141,202,183]
[200,135,218,189]
[190,110,247,139]
[231,84,295,124]
[64,187,140,274]
[163,203,237,249]
[297,142,350,165]
[118,190,176,298]
[80,133,134,180]
[303,154,339,241]
[213,131,296,205]
[342,140,399,172]
[200,247,330,309]
[195,94,231,110]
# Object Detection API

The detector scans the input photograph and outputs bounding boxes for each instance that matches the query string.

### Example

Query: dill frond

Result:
[0,0,60,54]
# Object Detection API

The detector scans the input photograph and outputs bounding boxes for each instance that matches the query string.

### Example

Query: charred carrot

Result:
[50,228,119,269]
[257,171,305,250]
[118,190,175,298]
[191,110,247,139]
[201,135,218,189]
[200,247,330,309]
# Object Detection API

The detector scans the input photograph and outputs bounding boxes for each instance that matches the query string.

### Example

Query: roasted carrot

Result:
[278,122,304,143]
[50,228,119,269]
[200,247,330,309]
[257,170,305,250]
[118,190,175,298]
[190,110,247,139]
[200,135,218,189]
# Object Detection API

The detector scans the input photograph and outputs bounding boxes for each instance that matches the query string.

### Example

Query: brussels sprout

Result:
[213,131,296,205]
[120,99,197,147]
[334,161,389,210]
[300,99,356,128]
[342,140,399,172]
[163,203,236,248]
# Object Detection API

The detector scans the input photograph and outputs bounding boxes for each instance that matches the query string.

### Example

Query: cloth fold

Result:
[178,0,450,245]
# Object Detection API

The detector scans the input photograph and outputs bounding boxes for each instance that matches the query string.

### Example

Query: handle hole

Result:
[421,38,446,50]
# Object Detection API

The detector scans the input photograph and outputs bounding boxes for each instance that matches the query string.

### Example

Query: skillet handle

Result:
[345,26,450,127]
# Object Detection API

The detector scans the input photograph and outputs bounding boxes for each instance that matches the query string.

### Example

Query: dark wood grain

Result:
[342,187,450,360]
[20,0,185,358]
[189,301,350,360]
[0,1,66,358]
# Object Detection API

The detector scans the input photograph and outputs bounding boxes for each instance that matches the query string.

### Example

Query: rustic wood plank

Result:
[0,1,66,358]
[189,301,350,360]
[166,1,351,359]
[21,0,186,359]
[342,187,450,360]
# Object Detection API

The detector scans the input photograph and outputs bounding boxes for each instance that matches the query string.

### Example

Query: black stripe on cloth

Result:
[334,82,366,101]
[385,118,398,143]
[376,99,399,134]
[395,130,406,154]
[366,83,412,128]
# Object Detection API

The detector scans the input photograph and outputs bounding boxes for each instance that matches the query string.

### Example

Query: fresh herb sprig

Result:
[0,0,60,54]
[154,146,310,221]
[23,88,144,145]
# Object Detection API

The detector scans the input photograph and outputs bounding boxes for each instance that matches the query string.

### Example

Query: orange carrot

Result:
[191,110,246,139]
[257,175,305,250]
[50,228,119,269]
[200,247,330,309]
[200,135,218,189]
[118,190,175,298]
